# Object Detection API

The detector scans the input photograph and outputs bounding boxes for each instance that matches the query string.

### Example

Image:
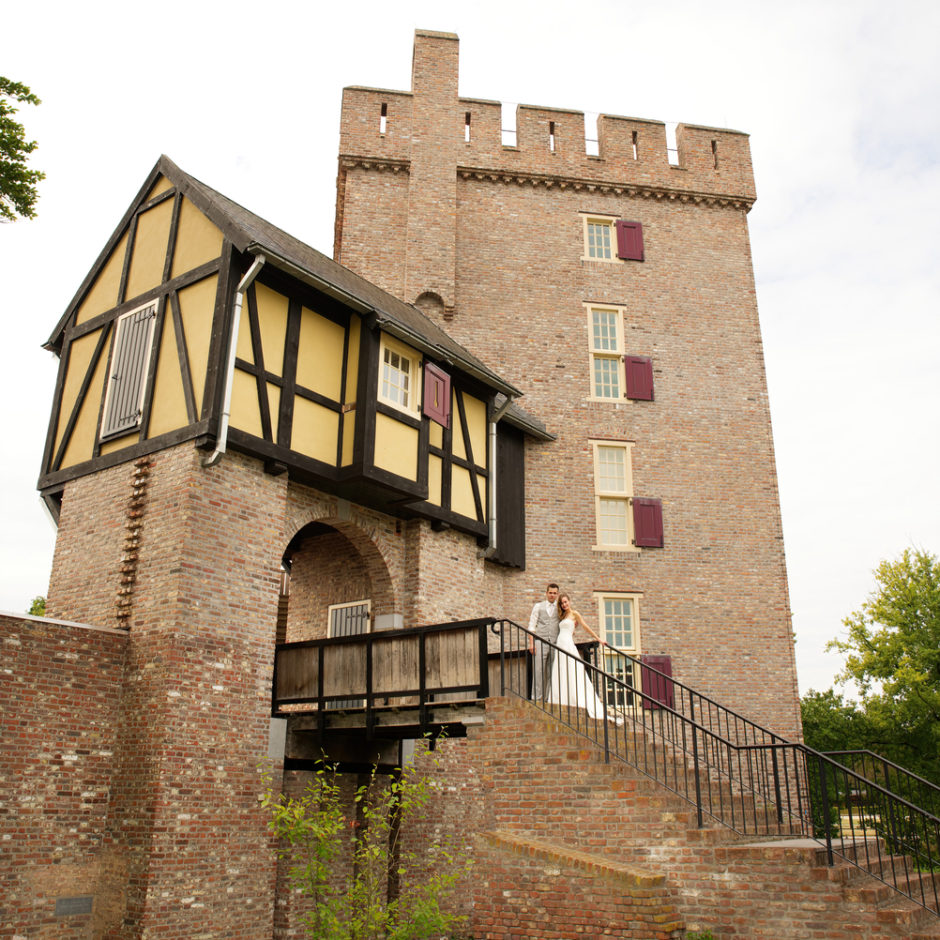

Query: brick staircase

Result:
[460,696,940,939]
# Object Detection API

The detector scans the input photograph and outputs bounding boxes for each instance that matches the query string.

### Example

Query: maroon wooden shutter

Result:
[640,655,674,710]
[632,497,663,547]
[624,355,654,401]
[615,220,644,261]
[422,362,451,427]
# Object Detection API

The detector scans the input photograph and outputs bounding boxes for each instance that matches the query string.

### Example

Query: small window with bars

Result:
[100,303,157,439]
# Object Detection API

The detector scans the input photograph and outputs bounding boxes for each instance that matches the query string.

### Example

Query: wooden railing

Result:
[272,618,495,734]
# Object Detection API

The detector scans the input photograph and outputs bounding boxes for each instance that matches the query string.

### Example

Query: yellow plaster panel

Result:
[463,394,488,468]
[451,466,476,520]
[428,454,442,507]
[478,473,488,521]
[452,395,466,460]
[374,413,418,480]
[292,396,339,465]
[429,421,443,449]
[125,198,174,302]
[297,307,344,399]
[148,314,187,438]
[74,233,127,325]
[345,318,360,405]
[170,197,224,279]
[177,275,218,417]
[55,329,103,455]
[254,283,289,377]
[99,431,138,456]
[59,340,111,469]
[235,300,253,364]
[146,175,173,200]
[341,412,356,466]
[230,368,263,439]
[268,383,281,441]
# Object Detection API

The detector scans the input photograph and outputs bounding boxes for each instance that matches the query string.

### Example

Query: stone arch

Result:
[280,490,403,643]
[413,290,453,323]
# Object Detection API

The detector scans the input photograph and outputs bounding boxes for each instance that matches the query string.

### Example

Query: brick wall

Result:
[335,29,801,740]
[0,614,126,937]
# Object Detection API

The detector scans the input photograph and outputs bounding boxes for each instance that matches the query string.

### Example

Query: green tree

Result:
[262,747,470,939]
[27,595,46,616]
[825,548,940,782]
[1,76,45,221]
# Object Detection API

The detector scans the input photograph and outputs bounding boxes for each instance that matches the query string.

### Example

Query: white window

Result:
[581,214,617,262]
[587,305,624,400]
[378,335,421,415]
[594,593,641,709]
[328,599,371,637]
[100,302,157,439]
[591,440,636,551]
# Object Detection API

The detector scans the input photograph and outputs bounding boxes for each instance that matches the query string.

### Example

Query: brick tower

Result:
[335,29,800,736]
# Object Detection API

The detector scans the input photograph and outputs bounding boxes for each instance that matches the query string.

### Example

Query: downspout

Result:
[485,396,514,557]
[203,254,266,467]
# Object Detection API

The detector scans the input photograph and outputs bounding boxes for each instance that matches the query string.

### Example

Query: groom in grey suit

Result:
[528,583,560,701]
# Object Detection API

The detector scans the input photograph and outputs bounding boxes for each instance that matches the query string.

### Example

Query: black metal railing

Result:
[824,750,940,819]
[491,618,940,917]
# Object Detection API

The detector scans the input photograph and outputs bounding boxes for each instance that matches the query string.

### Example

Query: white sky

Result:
[1,0,938,698]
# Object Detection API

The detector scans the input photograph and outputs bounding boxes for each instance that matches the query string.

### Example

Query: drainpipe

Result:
[204,254,266,467]
[485,396,514,556]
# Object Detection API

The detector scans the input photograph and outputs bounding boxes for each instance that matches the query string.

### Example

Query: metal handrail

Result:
[490,618,940,918]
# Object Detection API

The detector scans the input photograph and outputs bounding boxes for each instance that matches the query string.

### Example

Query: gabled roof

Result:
[46,155,523,401]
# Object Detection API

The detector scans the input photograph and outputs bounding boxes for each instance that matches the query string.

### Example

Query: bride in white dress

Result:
[548,594,622,723]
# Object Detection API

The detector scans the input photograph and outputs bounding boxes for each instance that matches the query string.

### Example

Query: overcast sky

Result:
[1,0,937,697]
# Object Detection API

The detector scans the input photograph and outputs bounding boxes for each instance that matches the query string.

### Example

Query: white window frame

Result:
[327,599,373,637]
[586,304,624,401]
[378,334,421,416]
[590,439,637,552]
[581,213,619,262]
[100,301,157,440]
[594,592,642,708]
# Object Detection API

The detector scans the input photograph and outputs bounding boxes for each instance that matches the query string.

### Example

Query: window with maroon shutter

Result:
[422,362,451,428]
[632,497,663,548]
[615,220,644,261]
[640,654,674,710]
[624,355,654,401]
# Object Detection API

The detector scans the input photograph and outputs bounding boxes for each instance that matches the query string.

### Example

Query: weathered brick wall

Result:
[0,614,126,938]
[335,29,801,740]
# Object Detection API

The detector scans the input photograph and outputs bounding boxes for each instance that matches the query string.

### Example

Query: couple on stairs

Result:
[528,582,623,724]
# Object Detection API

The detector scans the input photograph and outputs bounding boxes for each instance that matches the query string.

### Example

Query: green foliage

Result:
[0,76,45,222]
[262,745,470,939]
[684,931,715,939]
[825,548,940,784]
[27,595,46,616]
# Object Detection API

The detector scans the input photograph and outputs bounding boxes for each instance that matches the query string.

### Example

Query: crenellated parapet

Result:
[338,33,756,209]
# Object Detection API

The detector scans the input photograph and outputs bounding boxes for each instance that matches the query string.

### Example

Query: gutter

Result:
[203,254,266,467]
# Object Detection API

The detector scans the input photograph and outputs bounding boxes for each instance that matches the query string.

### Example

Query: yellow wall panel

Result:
[125,198,174,301]
[146,175,174,200]
[230,368,263,439]
[148,315,188,438]
[428,454,442,507]
[74,234,128,325]
[452,396,466,460]
[99,432,138,456]
[345,318,360,405]
[235,301,253,364]
[55,329,103,455]
[254,283,289,376]
[59,344,111,470]
[170,197,223,279]
[267,383,281,441]
[341,412,355,466]
[176,275,218,417]
[463,394,488,467]
[292,397,339,465]
[429,421,443,449]
[374,413,418,480]
[451,466,476,519]
[297,307,344,399]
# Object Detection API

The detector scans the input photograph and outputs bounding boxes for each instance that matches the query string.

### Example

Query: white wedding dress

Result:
[547,616,612,720]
